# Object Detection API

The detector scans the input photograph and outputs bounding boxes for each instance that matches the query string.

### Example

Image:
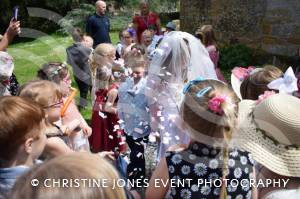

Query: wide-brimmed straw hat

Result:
[237,94,300,177]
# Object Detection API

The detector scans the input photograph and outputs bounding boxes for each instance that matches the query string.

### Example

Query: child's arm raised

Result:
[104,88,118,114]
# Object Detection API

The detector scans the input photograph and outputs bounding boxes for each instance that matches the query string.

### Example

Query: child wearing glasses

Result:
[37,62,91,152]
[18,80,75,158]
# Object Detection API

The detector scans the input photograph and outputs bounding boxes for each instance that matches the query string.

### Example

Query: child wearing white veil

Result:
[147,31,217,160]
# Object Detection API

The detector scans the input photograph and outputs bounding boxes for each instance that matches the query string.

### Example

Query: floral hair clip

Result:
[183,76,204,94]
[232,66,255,81]
[256,91,275,104]
[208,95,229,116]
[50,63,67,77]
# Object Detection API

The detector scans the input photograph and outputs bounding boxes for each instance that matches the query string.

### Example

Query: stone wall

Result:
[180,0,300,57]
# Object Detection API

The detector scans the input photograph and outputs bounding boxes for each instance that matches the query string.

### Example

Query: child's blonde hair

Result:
[90,43,115,77]
[18,80,63,108]
[10,153,126,199]
[181,79,239,199]
[82,35,94,49]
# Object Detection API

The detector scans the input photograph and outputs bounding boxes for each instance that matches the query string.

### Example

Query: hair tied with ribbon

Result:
[267,67,298,94]
[208,95,228,116]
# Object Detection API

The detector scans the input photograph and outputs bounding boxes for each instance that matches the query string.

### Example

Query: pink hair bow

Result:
[232,66,255,81]
[208,95,228,115]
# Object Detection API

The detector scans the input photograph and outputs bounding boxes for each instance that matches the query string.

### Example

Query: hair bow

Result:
[183,76,204,94]
[208,95,228,115]
[232,66,255,81]
[267,67,298,94]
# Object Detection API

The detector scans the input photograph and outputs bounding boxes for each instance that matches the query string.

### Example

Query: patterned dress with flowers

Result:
[165,141,255,199]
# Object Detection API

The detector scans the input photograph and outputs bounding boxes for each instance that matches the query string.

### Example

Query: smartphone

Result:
[13,6,19,21]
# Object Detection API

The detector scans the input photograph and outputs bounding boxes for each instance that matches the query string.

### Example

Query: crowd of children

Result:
[1,3,300,199]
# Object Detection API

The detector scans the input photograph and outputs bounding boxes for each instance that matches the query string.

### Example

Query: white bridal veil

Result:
[146,31,218,159]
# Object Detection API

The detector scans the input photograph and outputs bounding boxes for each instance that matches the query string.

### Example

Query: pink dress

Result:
[206,45,227,82]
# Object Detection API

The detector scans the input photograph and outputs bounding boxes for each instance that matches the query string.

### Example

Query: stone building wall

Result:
[181,0,300,57]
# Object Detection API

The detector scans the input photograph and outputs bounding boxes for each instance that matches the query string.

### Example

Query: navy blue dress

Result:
[165,142,255,199]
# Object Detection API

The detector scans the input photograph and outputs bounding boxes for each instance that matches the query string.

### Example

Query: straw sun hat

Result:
[237,94,300,177]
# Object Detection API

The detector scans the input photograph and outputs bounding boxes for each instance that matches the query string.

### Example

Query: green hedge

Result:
[219,44,253,70]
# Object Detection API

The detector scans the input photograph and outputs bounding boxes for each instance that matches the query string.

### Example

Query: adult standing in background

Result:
[0,20,21,96]
[133,1,161,44]
[86,0,111,48]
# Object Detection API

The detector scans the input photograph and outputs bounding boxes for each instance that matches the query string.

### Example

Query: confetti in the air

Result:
[98,111,107,119]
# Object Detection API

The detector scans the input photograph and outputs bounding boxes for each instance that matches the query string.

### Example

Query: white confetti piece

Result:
[175,136,180,140]
[149,134,156,143]
[124,156,130,164]
[118,120,124,124]
[134,128,143,134]
[160,117,165,122]
[137,152,143,158]
[98,111,107,118]
[114,125,120,130]
[163,137,170,144]
[119,141,126,145]
[159,125,165,130]
[166,71,172,76]
[145,107,149,112]
[109,135,114,139]
[157,111,162,116]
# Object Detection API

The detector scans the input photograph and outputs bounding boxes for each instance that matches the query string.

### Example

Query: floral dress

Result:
[165,141,255,199]
[8,73,19,96]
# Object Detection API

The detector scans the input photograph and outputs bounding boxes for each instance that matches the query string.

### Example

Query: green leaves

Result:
[219,44,253,70]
